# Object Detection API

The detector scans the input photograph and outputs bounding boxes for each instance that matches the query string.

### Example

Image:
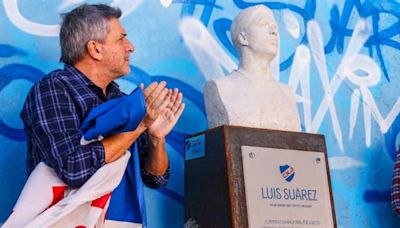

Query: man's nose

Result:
[126,39,134,53]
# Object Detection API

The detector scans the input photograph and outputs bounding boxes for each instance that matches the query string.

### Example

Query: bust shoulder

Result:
[204,78,230,128]
[205,71,246,94]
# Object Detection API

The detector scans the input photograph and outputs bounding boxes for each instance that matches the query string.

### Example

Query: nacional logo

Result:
[279,164,295,182]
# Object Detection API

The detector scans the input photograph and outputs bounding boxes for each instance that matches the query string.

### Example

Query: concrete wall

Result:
[0,0,399,227]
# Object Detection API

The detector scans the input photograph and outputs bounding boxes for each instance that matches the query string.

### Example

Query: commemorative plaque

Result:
[241,146,334,227]
[184,125,336,228]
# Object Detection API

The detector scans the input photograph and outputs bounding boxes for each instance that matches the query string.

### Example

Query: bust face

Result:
[245,7,279,60]
[231,6,279,62]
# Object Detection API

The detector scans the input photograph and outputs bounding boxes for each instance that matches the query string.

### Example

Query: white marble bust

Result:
[204,5,301,131]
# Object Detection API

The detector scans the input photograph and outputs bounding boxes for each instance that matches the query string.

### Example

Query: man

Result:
[19,3,184,224]
[204,5,300,131]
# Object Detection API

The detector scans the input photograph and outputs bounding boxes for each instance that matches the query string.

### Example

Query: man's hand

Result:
[147,88,185,139]
[138,82,185,176]
[139,81,170,130]
[103,82,173,165]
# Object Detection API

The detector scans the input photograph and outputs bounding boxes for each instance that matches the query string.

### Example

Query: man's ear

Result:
[87,40,102,61]
[238,32,248,46]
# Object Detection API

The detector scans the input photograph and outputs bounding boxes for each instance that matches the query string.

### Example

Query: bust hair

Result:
[59,4,122,65]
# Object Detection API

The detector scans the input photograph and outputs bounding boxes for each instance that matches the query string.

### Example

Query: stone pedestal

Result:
[184,125,336,228]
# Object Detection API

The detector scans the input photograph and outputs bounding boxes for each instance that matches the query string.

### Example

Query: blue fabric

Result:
[80,87,146,141]
[106,143,147,226]
[79,86,148,225]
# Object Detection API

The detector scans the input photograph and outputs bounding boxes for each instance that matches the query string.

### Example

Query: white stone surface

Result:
[204,5,301,131]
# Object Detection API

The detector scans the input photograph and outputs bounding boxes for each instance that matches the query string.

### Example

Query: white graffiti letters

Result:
[290,19,400,149]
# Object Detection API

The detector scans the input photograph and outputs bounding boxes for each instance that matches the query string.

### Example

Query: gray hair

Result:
[60,4,122,65]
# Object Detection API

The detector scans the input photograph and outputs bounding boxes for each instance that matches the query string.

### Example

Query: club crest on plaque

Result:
[280,165,295,182]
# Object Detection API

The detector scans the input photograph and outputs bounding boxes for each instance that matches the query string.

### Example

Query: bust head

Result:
[230,5,278,62]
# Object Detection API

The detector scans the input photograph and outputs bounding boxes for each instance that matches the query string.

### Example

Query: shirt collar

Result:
[64,64,121,97]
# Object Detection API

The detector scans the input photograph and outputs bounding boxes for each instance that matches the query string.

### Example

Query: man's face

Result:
[101,18,134,78]
[246,9,279,60]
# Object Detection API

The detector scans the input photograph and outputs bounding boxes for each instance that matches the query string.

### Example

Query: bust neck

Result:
[237,63,275,83]
[237,50,275,82]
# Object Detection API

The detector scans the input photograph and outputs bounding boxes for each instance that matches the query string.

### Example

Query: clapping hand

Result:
[139,81,169,129]
[140,82,185,139]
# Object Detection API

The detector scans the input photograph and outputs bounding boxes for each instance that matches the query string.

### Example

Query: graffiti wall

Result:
[0,0,399,227]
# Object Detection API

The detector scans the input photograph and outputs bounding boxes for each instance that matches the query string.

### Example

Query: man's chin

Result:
[113,70,131,79]
[121,66,131,76]
[125,67,131,75]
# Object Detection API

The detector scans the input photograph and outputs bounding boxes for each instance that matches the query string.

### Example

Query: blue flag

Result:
[80,87,147,226]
